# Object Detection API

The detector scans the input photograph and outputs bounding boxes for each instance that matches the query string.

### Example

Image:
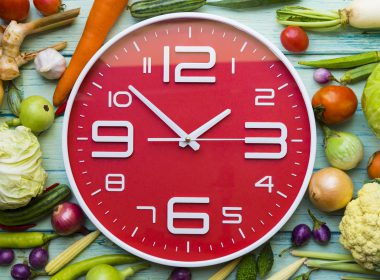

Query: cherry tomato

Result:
[280,26,309,53]
[0,0,30,21]
[33,0,63,16]
[312,85,358,125]
[368,151,380,179]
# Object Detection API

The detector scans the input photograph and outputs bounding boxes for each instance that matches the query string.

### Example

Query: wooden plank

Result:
[14,0,380,56]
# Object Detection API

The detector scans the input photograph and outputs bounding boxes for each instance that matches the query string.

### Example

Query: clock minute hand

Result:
[128,85,200,151]
[179,109,231,148]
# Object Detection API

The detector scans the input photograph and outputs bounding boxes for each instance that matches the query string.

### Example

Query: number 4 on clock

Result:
[254,176,274,193]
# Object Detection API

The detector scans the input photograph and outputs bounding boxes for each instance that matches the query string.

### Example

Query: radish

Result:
[277,0,380,31]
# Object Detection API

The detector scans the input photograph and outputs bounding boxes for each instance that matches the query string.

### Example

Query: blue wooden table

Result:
[1,0,380,278]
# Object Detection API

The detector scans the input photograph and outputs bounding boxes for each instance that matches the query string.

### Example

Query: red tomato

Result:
[0,0,30,21]
[312,85,358,125]
[33,0,63,16]
[367,151,380,179]
[280,26,309,53]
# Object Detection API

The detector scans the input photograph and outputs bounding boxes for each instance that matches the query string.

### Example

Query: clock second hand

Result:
[148,138,246,142]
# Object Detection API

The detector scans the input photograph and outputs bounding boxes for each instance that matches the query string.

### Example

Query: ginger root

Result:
[0,9,79,106]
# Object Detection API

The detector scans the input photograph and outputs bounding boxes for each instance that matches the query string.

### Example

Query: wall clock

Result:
[63,13,316,267]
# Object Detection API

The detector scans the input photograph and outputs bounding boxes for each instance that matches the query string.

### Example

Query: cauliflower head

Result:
[339,182,380,270]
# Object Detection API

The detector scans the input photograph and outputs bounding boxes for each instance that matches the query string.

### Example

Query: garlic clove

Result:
[34,48,66,80]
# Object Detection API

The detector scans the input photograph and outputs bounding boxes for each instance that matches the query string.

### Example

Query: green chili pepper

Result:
[299,51,380,69]
[0,232,59,248]
[340,63,379,84]
[50,254,141,280]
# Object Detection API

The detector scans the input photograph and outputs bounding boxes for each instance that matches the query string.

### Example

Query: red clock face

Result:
[63,13,316,266]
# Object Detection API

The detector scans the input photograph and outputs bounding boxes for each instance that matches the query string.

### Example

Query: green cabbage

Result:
[0,123,47,209]
[363,64,380,138]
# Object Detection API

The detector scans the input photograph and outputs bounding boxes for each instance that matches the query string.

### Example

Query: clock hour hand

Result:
[179,109,231,148]
[128,85,200,151]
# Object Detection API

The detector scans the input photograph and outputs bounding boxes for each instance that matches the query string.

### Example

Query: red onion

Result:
[51,202,85,236]
[313,68,332,84]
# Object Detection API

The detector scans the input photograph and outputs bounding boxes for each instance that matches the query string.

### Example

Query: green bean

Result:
[340,63,379,84]
[0,232,59,248]
[299,51,380,69]
[50,254,141,280]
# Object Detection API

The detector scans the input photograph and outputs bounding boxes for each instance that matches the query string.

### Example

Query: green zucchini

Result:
[130,0,206,19]
[0,184,71,226]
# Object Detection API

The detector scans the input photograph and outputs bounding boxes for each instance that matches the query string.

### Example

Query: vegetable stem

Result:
[16,41,67,67]
[322,125,332,137]
[121,263,151,278]
[43,233,60,243]
[30,18,76,35]
[306,260,380,275]
[24,8,80,34]
[276,6,343,31]
[291,250,354,261]
[307,209,325,229]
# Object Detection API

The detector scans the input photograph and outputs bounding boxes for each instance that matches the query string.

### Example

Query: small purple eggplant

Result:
[291,224,312,247]
[169,267,191,280]
[280,224,312,257]
[308,209,331,245]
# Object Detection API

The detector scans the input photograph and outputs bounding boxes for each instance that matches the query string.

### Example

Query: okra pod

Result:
[299,51,380,69]
[340,63,379,84]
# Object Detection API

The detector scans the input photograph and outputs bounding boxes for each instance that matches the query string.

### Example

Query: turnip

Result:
[277,0,380,31]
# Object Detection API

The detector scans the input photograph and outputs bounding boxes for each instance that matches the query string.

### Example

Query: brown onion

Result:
[51,202,85,236]
[308,167,354,212]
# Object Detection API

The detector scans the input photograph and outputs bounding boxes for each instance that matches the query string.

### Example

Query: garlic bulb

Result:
[34,48,66,80]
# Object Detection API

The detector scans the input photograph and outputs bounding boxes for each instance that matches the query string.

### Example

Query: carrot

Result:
[53,0,128,106]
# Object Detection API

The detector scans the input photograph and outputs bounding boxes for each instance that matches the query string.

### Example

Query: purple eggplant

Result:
[292,224,312,247]
[308,209,331,245]
[280,224,312,256]
[169,267,191,280]
[0,249,14,266]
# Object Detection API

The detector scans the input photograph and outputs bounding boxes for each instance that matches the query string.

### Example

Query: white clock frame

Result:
[62,12,317,267]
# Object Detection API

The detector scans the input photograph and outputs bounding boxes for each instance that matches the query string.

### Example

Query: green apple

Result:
[19,96,55,133]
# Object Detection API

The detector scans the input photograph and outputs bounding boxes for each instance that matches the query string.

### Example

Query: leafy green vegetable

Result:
[236,253,256,280]
[257,242,274,278]
[363,63,380,138]
[0,123,47,209]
